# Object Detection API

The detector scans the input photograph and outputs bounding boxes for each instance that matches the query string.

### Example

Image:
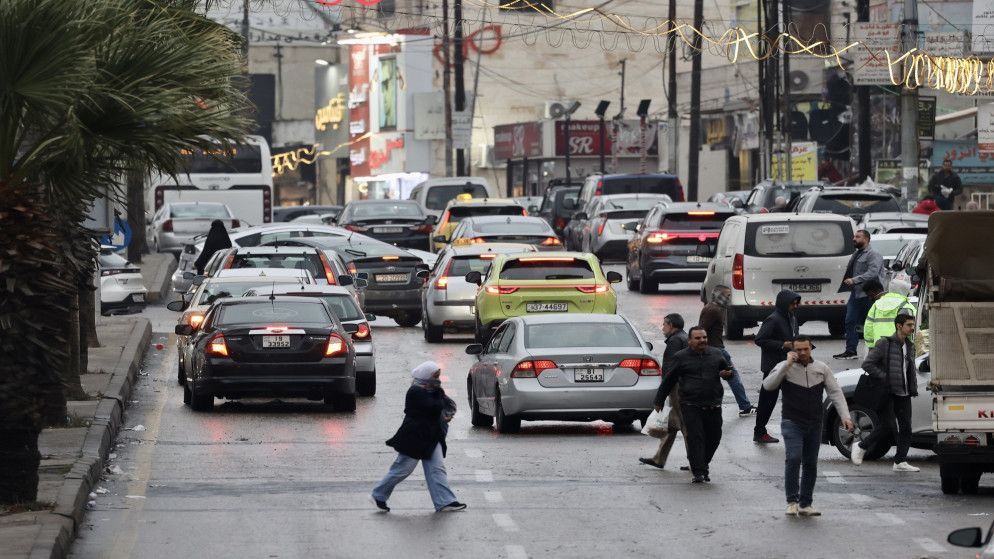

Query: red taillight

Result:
[318,253,337,285]
[435,259,454,289]
[732,253,744,290]
[521,208,528,216]
[325,333,347,357]
[479,253,497,260]
[554,217,566,230]
[595,179,603,196]
[222,253,236,270]
[618,358,661,376]
[231,219,241,229]
[186,311,205,329]
[205,333,229,357]
[675,179,685,202]
[575,284,609,294]
[596,220,606,236]
[646,231,718,244]
[345,224,368,232]
[511,359,557,378]
[347,262,358,275]
[352,323,371,340]
[646,231,670,244]
[438,211,450,231]
[485,286,518,295]
[162,219,173,232]
[541,237,562,246]
[411,224,434,233]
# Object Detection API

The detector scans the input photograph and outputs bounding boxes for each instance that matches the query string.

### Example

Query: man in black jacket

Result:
[753,289,801,443]
[640,314,689,469]
[654,326,733,483]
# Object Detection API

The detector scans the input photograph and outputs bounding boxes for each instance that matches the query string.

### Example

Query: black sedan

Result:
[176,296,359,412]
[333,200,436,250]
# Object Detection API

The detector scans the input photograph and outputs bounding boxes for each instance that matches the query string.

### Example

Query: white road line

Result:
[475,469,494,483]
[848,493,873,504]
[484,490,504,503]
[914,538,946,554]
[464,448,483,459]
[875,512,906,525]
[505,544,528,559]
[824,471,845,484]
[493,513,519,532]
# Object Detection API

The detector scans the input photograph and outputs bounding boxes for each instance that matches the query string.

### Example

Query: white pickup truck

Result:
[926,211,994,495]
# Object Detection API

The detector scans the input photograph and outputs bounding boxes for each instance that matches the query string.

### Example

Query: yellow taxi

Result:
[431,196,527,252]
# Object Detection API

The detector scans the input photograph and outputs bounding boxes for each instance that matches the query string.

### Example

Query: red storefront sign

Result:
[493,122,543,160]
[554,120,659,157]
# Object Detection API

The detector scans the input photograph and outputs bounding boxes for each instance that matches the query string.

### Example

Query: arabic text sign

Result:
[852,23,901,86]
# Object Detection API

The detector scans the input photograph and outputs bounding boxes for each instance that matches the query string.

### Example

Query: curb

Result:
[145,253,176,304]
[34,317,152,559]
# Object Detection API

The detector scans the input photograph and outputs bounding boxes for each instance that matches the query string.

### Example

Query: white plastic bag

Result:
[640,409,668,438]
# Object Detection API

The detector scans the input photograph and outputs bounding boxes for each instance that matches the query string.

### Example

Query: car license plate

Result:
[262,335,290,348]
[526,303,568,312]
[132,294,144,303]
[687,255,711,263]
[574,368,604,382]
[376,273,409,283]
[375,227,403,234]
[785,283,822,293]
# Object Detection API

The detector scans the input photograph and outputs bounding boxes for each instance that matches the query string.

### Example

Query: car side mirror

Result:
[342,323,359,334]
[365,313,376,322]
[465,343,484,355]
[416,270,430,279]
[338,275,354,286]
[563,198,576,210]
[465,271,482,285]
[433,235,447,243]
[574,212,588,221]
[192,275,205,286]
[696,243,716,258]
[166,300,187,312]
[948,527,984,548]
[355,278,369,289]
[645,341,654,351]
[425,215,438,225]
[606,271,623,283]
[175,324,194,336]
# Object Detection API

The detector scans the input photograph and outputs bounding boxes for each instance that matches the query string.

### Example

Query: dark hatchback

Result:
[624,202,735,293]
[538,186,581,237]
[176,297,358,412]
[333,200,436,250]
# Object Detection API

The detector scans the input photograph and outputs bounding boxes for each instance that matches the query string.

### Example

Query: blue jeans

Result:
[718,348,752,411]
[782,419,821,507]
[372,443,458,511]
[845,295,873,353]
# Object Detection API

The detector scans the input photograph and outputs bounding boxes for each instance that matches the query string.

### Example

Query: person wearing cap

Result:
[371,361,466,513]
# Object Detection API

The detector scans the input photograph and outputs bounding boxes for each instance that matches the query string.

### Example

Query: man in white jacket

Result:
[763,337,854,517]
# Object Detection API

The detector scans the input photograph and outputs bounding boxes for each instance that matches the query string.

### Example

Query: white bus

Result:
[150,135,273,226]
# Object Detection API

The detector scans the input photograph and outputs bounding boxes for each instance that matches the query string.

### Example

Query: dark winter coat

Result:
[754,290,800,374]
[194,220,232,274]
[861,334,918,398]
[655,346,730,408]
[698,303,725,348]
[386,385,449,459]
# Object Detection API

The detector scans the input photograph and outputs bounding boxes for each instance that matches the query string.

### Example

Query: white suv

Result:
[700,213,855,339]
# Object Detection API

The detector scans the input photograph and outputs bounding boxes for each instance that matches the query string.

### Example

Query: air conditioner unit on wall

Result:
[544,100,578,119]
[786,60,824,96]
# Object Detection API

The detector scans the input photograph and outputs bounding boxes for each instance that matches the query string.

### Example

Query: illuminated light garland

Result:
[271,133,372,177]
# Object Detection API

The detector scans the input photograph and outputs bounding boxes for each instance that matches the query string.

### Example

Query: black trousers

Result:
[859,394,913,463]
[681,403,723,477]
[754,370,780,438]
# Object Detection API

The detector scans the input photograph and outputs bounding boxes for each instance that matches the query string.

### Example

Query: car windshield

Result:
[526,322,641,348]
[660,212,732,230]
[349,203,423,219]
[813,195,901,215]
[449,205,524,222]
[474,221,552,235]
[230,254,322,278]
[217,301,332,325]
[170,204,231,219]
[449,256,496,276]
[499,258,594,280]
[746,221,853,257]
[426,184,489,210]
[197,281,296,305]
[601,197,670,211]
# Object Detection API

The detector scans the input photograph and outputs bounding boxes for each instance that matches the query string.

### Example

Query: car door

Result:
[635,206,662,272]
[473,324,509,415]
[628,206,657,275]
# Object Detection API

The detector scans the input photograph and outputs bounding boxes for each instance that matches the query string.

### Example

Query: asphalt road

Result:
[70,264,991,559]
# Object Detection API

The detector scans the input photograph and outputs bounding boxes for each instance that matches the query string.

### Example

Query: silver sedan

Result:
[465,314,660,433]
[149,202,238,254]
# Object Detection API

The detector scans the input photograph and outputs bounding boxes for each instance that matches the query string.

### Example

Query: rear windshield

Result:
[314,294,363,321]
[746,221,853,257]
[218,302,331,325]
[325,242,409,261]
[555,189,580,212]
[475,221,551,235]
[872,237,923,258]
[660,212,732,230]
[499,258,594,280]
[230,254,323,278]
[449,256,496,276]
[813,195,900,215]
[171,204,230,219]
[601,197,670,211]
[449,205,524,221]
[525,322,641,348]
[349,203,423,219]
[426,184,489,210]
[758,185,812,208]
[601,176,681,199]
[197,280,299,305]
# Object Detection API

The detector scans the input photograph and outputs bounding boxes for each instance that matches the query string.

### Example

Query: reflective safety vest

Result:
[864,292,916,348]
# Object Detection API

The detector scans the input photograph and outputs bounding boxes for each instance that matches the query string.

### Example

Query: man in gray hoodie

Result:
[763,336,853,516]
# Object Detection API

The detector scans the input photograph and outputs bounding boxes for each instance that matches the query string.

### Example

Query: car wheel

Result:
[611,419,634,432]
[182,383,191,405]
[424,320,444,343]
[961,467,982,495]
[328,392,357,412]
[828,319,846,338]
[940,463,962,495]
[626,265,639,291]
[189,382,213,412]
[830,403,890,461]
[638,272,658,294]
[357,370,376,397]
[469,380,493,427]
[394,311,421,328]
[177,352,185,385]
[494,392,520,433]
[724,308,745,341]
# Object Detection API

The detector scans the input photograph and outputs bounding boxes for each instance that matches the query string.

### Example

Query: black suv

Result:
[538,185,581,237]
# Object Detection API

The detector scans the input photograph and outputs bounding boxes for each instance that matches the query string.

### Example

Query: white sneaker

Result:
[893,462,920,472]
[850,443,865,466]
[785,502,799,516]
[798,506,821,517]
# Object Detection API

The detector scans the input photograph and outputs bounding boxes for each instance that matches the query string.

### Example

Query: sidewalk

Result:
[0,316,152,559]
[140,252,176,304]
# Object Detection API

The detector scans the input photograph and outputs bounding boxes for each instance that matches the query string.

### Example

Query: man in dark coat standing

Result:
[753,289,801,443]
[194,219,232,274]
[927,158,963,210]
[834,229,884,360]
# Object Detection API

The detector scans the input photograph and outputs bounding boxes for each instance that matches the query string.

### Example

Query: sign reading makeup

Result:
[315,93,347,132]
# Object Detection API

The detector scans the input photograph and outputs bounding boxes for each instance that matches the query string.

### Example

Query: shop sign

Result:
[494,122,543,160]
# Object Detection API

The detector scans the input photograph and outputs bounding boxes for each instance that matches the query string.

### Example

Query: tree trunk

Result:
[63,292,88,401]
[126,168,147,263]
[81,274,100,349]
[0,424,41,504]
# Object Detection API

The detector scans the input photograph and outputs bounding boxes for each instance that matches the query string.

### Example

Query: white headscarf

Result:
[411,361,441,381]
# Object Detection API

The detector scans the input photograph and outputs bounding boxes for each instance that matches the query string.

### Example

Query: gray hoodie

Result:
[763,358,850,425]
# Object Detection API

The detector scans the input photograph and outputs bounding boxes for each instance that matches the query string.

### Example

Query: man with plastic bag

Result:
[639,313,689,470]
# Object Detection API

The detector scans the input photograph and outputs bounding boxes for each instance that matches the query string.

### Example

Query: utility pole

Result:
[781,0,792,180]
[899,0,920,200]
[442,0,453,177]
[242,0,250,60]
[618,60,627,116]
[687,0,703,200]
[856,0,871,181]
[667,0,678,175]
[757,0,768,181]
[454,0,466,176]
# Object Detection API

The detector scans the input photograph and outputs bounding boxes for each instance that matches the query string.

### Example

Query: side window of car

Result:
[486,326,507,354]
[259,231,294,245]
[432,255,448,274]
[204,250,226,275]
[497,324,515,353]
[722,223,738,257]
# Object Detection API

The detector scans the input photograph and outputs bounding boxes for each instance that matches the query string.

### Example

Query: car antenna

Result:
[269,280,276,303]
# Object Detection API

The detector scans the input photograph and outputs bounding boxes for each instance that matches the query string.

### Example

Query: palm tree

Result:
[0,0,251,503]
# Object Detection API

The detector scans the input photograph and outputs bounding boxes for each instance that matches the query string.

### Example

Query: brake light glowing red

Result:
[732,253,744,290]
[687,211,715,216]
[575,284,609,294]
[554,217,567,230]
[595,179,603,196]
[479,253,497,260]
[382,256,399,261]
[541,237,562,246]
[206,333,229,357]
[646,231,718,244]
[318,253,337,285]
[618,358,661,375]
[325,333,347,357]
[353,323,371,340]
[511,359,557,378]
[162,219,174,232]
[596,221,606,236]
[345,224,368,232]
[485,286,519,295]
[222,253,236,269]
[435,260,454,289]
[518,256,574,262]
[646,231,670,244]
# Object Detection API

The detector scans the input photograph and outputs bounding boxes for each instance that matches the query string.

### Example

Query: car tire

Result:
[495,393,520,433]
[328,392,357,412]
[638,268,658,294]
[961,467,982,495]
[469,381,493,427]
[725,308,745,341]
[182,383,191,405]
[357,370,376,397]
[475,318,491,345]
[424,320,444,343]
[626,266,639,291]
[611,419,634,432]
[830,403,891,461]
[190,383,213,412]
[394,311,421,328]
[177,352,185,385]
[828,319,846,338]
[940,463,962,495]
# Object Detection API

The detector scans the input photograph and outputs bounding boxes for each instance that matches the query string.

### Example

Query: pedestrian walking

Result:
[833,229,883,360]
[699,286,755,416]
[372,361,466,512]
[862,278,915,350]
[927,158,963,210]
[654,327,733,483]
[762,337,853,517]
[194,219,232,275]
[753,289,801,444]
[850,314,921,472]
[639,314,689,469]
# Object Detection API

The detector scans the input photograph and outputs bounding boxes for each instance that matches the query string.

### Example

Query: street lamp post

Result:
[595,100,610,174]
[637,99,651,174]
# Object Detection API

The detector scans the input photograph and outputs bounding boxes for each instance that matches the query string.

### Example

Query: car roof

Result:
[462,215,550,225]
[514,313,630,326]
[260,285,354,295]
[592,173,678,179]
[445,198,521,208]
[871,232,927,241]
[202,275,305,285]
[733,213,855,223]
[215,268,311,278]
[169,201,227,208]
[498,251,591,262]
[446,243,538,256]
[595,193,672,201]
[219,295,326,306]
[805,186,894,197]
[658,202,732,213]
[860,212,927,222]
[423,176,489,185]
[233,246,320,255]
[347,199,420,206]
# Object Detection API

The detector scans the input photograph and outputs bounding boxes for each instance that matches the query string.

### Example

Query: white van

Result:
[409,177,497,218]
[700,213,855,340]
